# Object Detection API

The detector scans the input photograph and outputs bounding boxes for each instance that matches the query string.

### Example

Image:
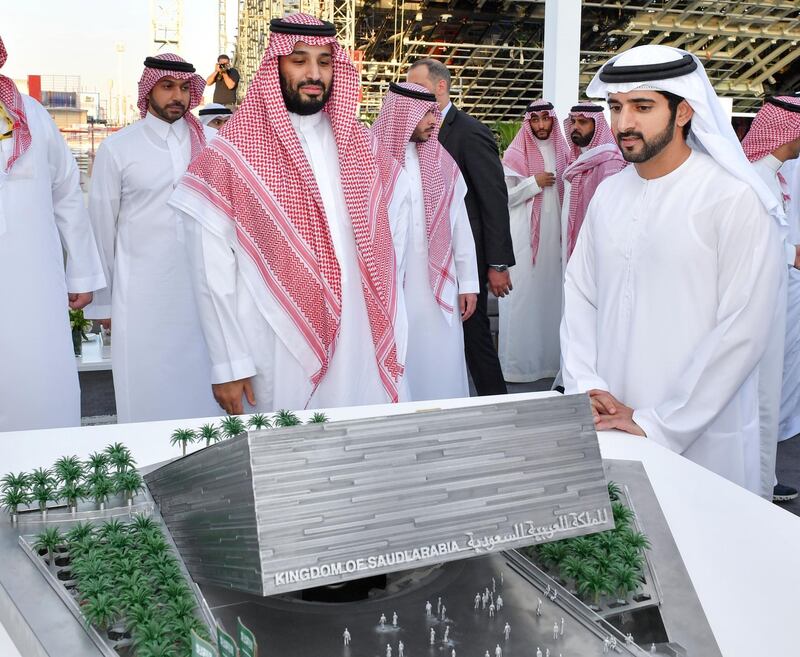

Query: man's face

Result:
[278,42,333,115]
[410,110,436,143]
[608,90,684,163]
[784,135,800,161]
[569,115,596,147]
[209,116,230,130]
[218,56,230,68]
[148,76,191,123]
[529,112,553,140]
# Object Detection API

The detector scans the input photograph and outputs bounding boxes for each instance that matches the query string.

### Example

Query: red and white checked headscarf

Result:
[137,53,206,160]
[0,36,32,173]
[562,104,625,260]
[177,13,404,401]
[372,82,460,316]
[563,104,615,162]
[742,95,800,201]
[502,100,569,264]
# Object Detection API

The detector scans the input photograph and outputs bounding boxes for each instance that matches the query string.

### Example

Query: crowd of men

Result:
[2,14,800,503]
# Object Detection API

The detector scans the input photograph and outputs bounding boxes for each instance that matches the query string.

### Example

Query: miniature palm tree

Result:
[53,455,84,484]
[596,530,624,556]
[1,471,30,492]
[132,617,170,648]
[32,480,57,520]
[106,444,136,473]
[34,526,63,570]
[136,636,175,657]
[66,521,95,544]
[81,591,120,631]
[115,470,144,506]
[569,536,600,560]
[247,413,271,430]
[607,481,622,502]
[170,428,196,456]
[308,411,329,423]
[577,566,612,608]
[79,574,115,601]
[60,479,85,514]
[611,501,634,528]
[219,415,246,438]
[126,603,155,632]
[559,554,588,591]
[1,487,30,523]
[130,513,157,534]
[197,422,221,447]
[90,474,114,511]
[622,529,651,553]
[610,562,641,603]
[618,544,644,570]
[86,451,110,475]
[100,518,128,539]
[273,409,301,427]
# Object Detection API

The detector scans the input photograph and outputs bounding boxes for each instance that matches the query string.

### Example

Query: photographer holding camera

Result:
[206,54,239,109]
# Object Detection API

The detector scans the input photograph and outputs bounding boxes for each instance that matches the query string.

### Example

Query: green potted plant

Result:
[115,470,144,507]
[170,428,196,456]
[60,479,85,516]
[34,526,64,571]
[81,590,120,633]
[609,562,641,604]
[308,411,329,423]
[273,409,301,427]
[53,455,84,485]
[1,471,30,492]
[69,308,93,357]
[106,443,136,473]
[197,423,221,447]
[247,413,271,430]
[86,451,110,475]
[89,472,114,511]
[30,468,57,520]
[1,487,30,524]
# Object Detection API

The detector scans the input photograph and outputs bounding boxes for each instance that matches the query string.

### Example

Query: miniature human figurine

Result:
[492,577,496,593]
[489,603,495,617]
[489,591,494,604]
[386,644,392,657]
[545,585,551,597]
[625,633,633,645]
[482,592,488,609]
[343,628,351,646]
[443,626,450,643]
[438,597,442,615]
[650,644,656,654]
[504,622,511,641]
[399,641,405,657]
[485,651,490,657]
[536,598,542,616]
[551,590,557,602]
[610,637,617,649]
[603,636,610,653]
[452,650,456,657]
[380,613,387,628]
[393,612,398,628]
[441,604,447,620]
[500,571,504,585]
[553,622,559,639]
[495,644,502,657]
[560,617,564,637]
[496,595,503,611]
[475,592,481,609]
[431,629,436,645]
[426,600,433,616]
[536,647,542,657]
[545,650,550,657]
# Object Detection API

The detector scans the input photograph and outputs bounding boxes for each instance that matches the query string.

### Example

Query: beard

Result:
[533,127,552,140]
[571,129,594,147]
[148,96,187,124]
[280,73,332,115]
[616,112,677,163]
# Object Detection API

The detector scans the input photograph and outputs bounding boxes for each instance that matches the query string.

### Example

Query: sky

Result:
[4,0,239,119]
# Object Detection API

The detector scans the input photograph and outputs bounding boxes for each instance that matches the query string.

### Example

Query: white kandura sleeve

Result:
[83,142,120,318]
[633,189,782,453]
[506,174,541,208]
[560,203,610,393]
[183,215,258,384]
[451,173,479,294]
[42,104,105,294]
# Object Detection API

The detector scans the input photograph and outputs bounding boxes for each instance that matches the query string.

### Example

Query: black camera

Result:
[218,62,228,71]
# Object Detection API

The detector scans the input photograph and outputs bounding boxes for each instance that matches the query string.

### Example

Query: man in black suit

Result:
[407,58,514,396]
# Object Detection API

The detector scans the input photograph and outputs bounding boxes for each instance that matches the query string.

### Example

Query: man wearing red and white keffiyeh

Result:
[560,104,625,264]
[498,101,568,383]
[84,53,219,424]
[741,95,800,502]
[170,13,411,414]
[0,35,105,431]
[372,82,478,401]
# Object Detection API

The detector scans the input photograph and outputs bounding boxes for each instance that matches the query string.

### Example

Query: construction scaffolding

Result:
[233,0,800,122]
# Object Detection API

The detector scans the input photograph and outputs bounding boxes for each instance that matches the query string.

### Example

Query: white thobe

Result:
[559,146,586,275]
[176,111,411,412]
[0,96,105,431]
[562,151,782,496]
[85,112,217,423]
[753,155,800,444]
[402,143,478,401]
[499,140,562,382]
[780,158,800,440]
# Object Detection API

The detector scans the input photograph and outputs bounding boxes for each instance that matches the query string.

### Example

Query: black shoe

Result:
[773,483,798,503]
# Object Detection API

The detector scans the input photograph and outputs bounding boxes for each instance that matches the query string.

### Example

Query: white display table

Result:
[1,391,799,657]
[75,332,111,372]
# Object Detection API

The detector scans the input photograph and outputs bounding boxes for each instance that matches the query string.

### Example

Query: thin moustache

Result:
[618,132,644,140]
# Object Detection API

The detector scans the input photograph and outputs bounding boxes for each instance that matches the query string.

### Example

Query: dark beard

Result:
[571,129,593,148]
[147,96,187,124]
[280,73,332,115]
[616,112,677,163]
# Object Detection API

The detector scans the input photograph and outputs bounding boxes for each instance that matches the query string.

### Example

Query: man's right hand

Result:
[535,172,556,188]
[212,377,256,415]
[98,319,111,331]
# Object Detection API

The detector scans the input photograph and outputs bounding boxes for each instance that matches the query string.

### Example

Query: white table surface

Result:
[2,391,799,657]
[75,332,111,372]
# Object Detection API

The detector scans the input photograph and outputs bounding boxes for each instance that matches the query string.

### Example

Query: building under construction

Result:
[233,0,800,122]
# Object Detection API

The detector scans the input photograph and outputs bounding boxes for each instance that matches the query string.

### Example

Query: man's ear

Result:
[676,99,694,129]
